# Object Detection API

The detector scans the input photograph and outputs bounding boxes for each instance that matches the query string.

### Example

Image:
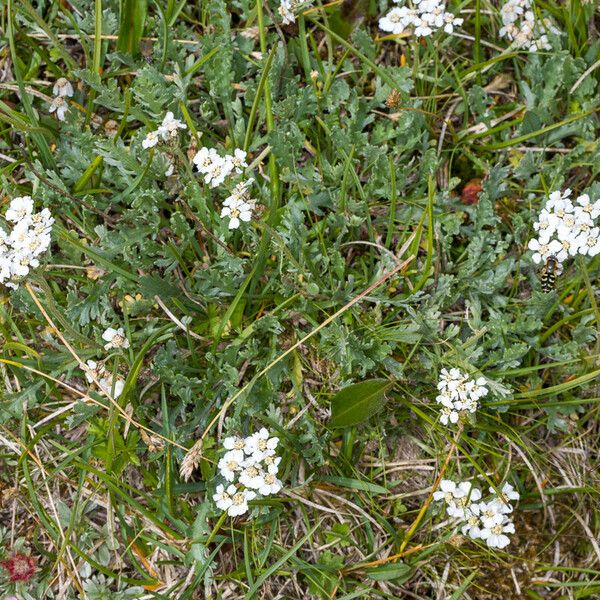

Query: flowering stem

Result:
[398,422,464,553]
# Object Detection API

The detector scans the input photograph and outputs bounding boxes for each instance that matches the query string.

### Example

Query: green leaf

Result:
[365,563,413,583]
[315,476,389,495]
[329,379,393,428]
[117,0,148,57]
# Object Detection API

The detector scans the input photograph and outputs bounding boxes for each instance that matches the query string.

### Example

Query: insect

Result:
[539,255,562,293]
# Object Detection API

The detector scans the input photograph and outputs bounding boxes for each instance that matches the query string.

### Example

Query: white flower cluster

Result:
[213,428,283,517]
[528,189,600,265]
[278,0,314,25]
[83,360,125,399]
[49,77,73,121]
[142,112,187,150]
[0,196,54,289]
[436,368,488,425]
[499,0,558,52]
[435,480,519,549]
[379,0,463,37]
[193,147,257,230]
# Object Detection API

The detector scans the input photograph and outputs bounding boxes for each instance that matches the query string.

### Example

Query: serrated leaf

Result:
[329,379,393,428]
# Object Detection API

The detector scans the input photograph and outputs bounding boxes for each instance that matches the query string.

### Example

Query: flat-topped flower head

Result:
[102,327,130,350]
[221,196,254,230]
[53,77,74,98]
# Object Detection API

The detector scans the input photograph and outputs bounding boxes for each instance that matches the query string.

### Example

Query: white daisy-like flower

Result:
[244,427,279,461]
[5,196,34,223]
[479,515,515,549]
[238,461,265,490]
[53,77,74,98]
[230,148,248,173]
[228,488,256,517]
[461,503,483,539]
[49,96,68,121]
[158,111,187,140]
[220,196,254,230]
[99,376,125,399]
[257,471,282,496]
[142,130,160,149]
[433,479,467,504]
[223,435,246,452]
[218,449,245,482]
[213,483,235,512]
[379,7,408,35]
[102,327,130,350]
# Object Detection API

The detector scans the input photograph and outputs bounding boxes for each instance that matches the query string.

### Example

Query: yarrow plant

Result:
[528,189,600,266]
[435,480,520,549]
[192,147,257,230]
[379,0,464,37]
[436,368,488,425]
[278,0,314,25]
[0,196,53,289]
[213,428,283,517]
[499,0,559,51]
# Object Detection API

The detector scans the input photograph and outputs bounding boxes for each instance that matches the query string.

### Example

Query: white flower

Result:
[461,503,483,539]
[53,77,74,98]
[278,0,295,25]
[490,482,520,512]
[5,196,34,223]
[49,96,68,121]
[213,483,235,512]
[83,359,104,384]
[478,500,507,528]
[379,8,408,35]
[264,455,282,473]
[244,427,279,461]
[576,193,600,220]
[223,435,246,451]
[221,196,254,230]
[230,148,248,173]
[99,376,125,398]
[218,449,245,482]
[439,406,459,425]
[433,479,467,503]
[479,515,515,549]
[142,130,161,149]
[238,461,264,490]
[257,471,282,496]
[204,155,234,188]
[193,146,219,173]
[158,111,187,140]
[528,237,562,265]
[102,327,130,350]
[578,228,600,256]
[228,487,256,516]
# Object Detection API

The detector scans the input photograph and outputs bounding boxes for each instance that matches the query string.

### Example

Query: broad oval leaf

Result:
[329,379,393,428]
